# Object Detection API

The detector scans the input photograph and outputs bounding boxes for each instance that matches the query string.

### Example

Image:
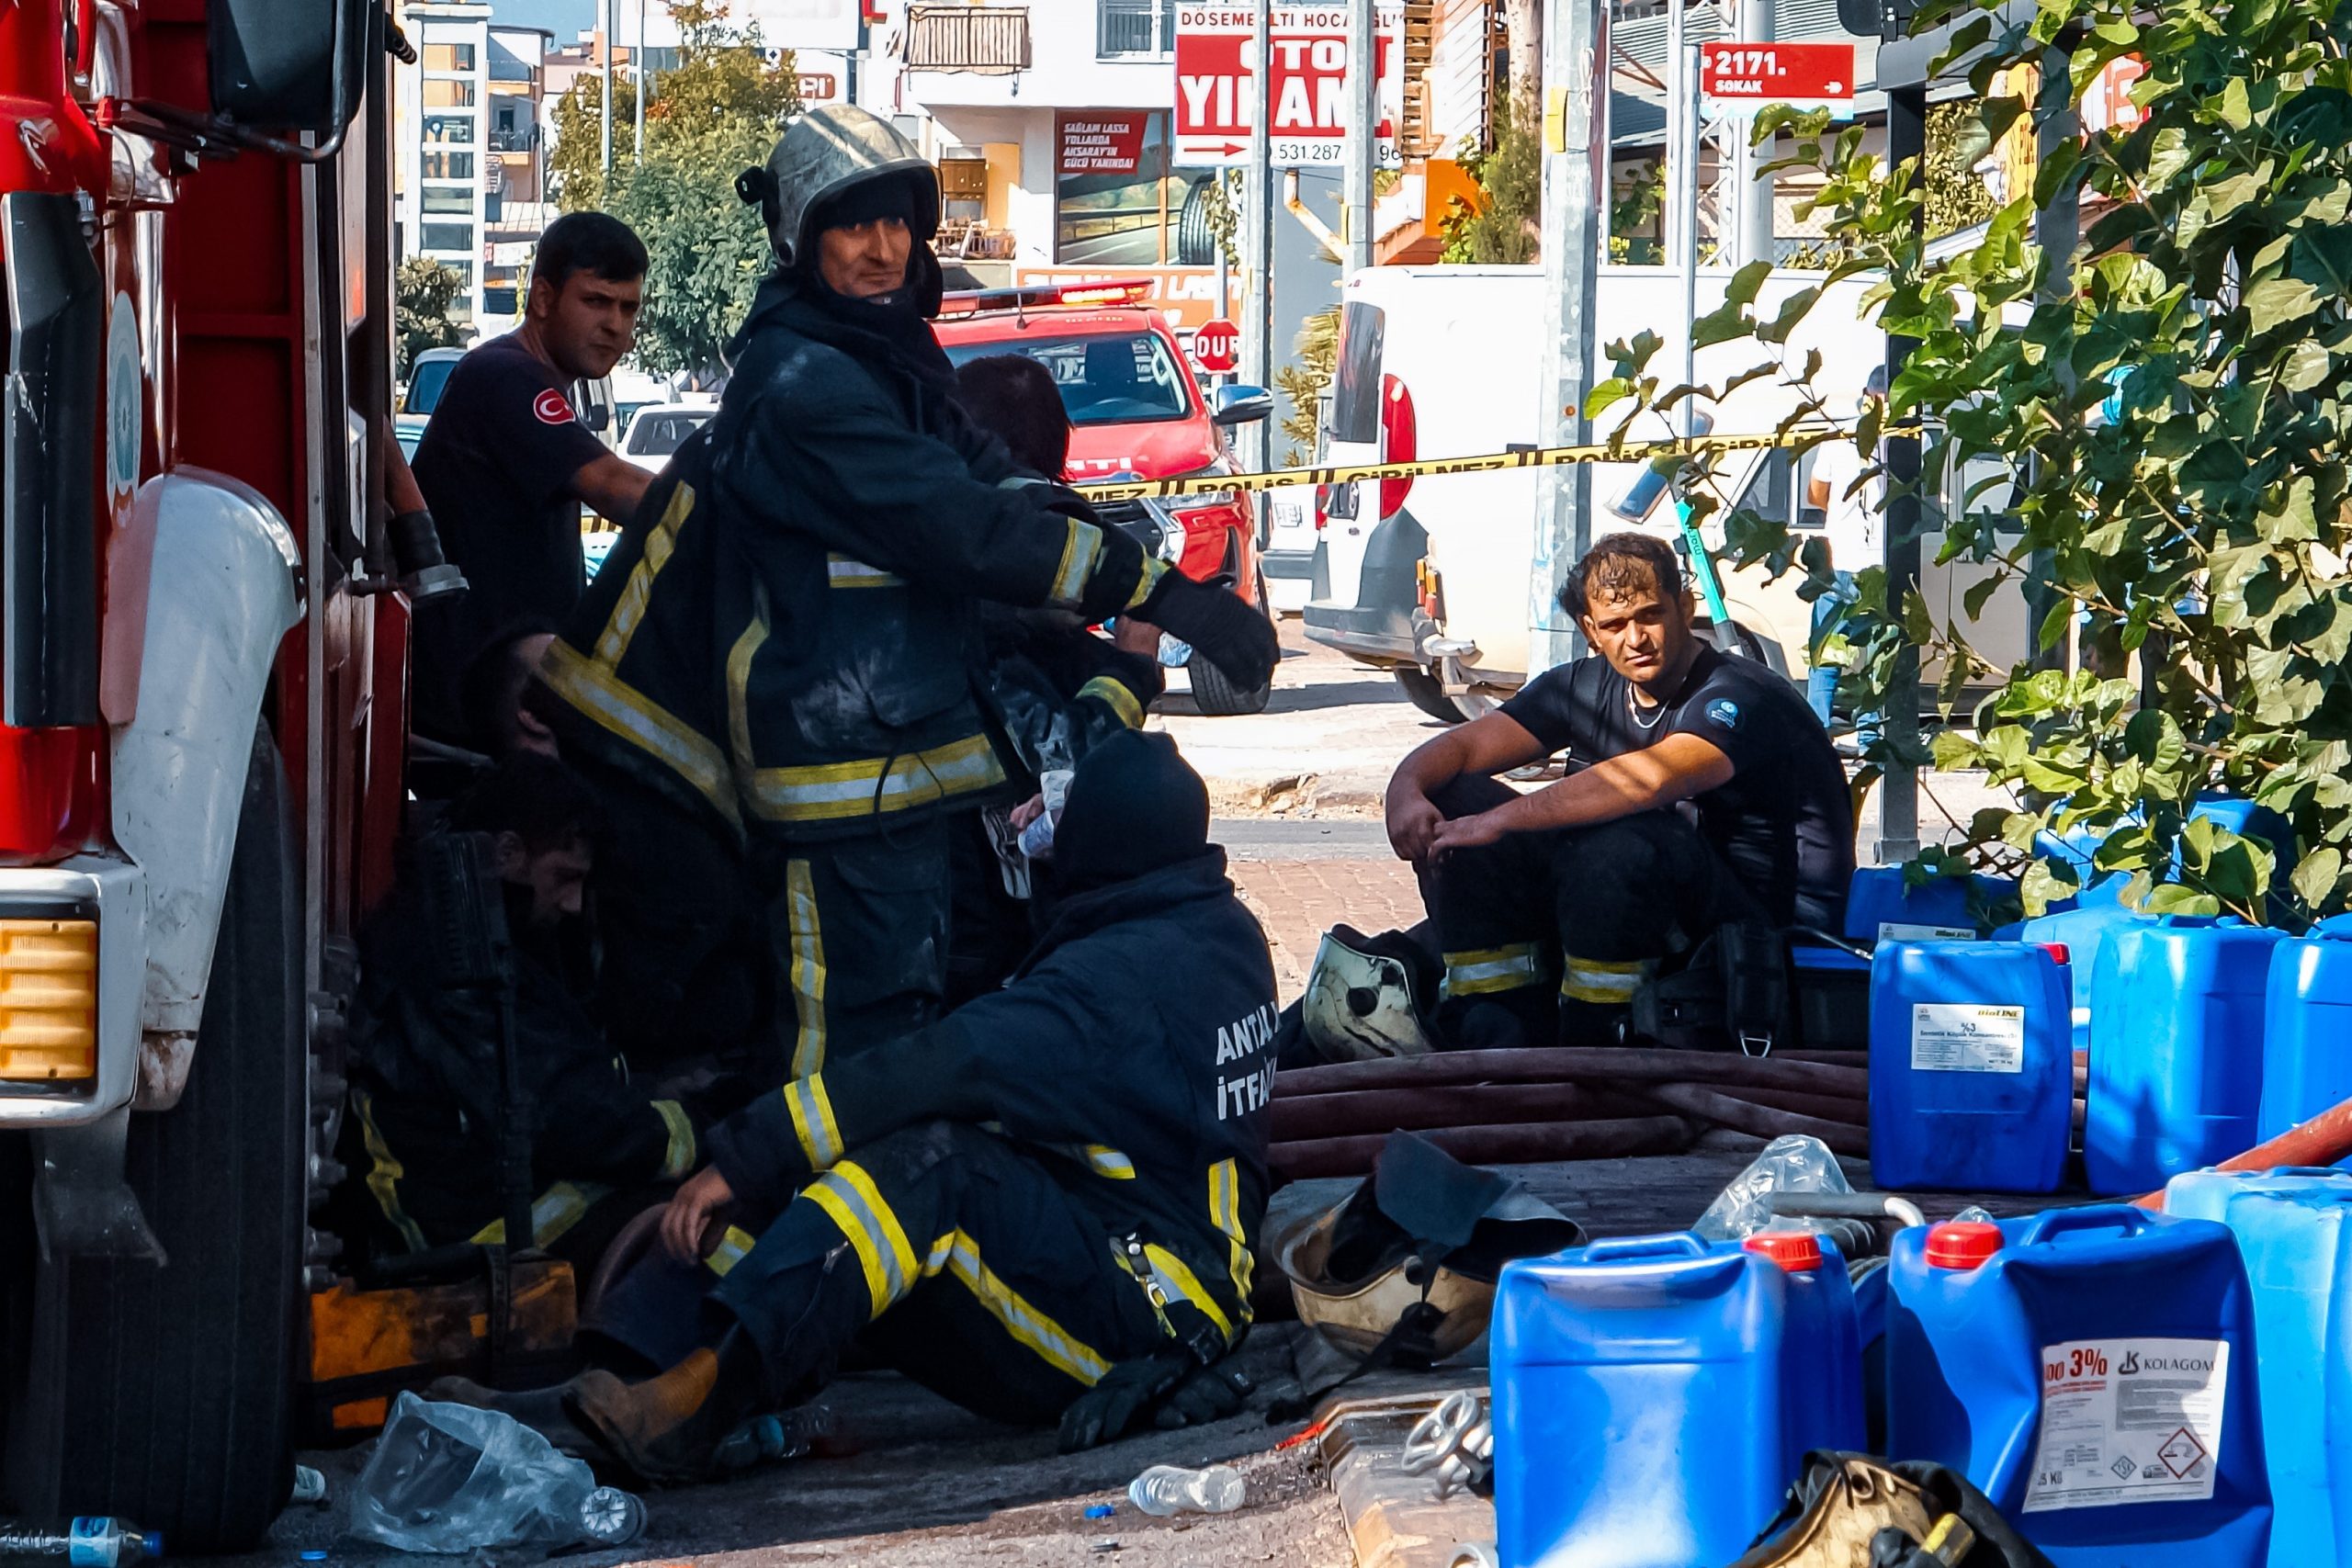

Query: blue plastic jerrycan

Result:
[2014,903,2151,1054]
[1869,941,2072,1192]
[1490,1230,1864,1568]
[2165,1168,2352,1567]
[1887,1207,2271,1568]
[1843,866,2016,943]
[2259,918,2352,1145]
[2086,920,2286,1193]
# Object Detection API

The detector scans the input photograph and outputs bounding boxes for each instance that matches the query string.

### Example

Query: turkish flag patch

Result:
[533,387,576,425]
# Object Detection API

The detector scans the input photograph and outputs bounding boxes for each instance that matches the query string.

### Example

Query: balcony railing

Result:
[1097,0,1174,57]
[903,6,1030,74]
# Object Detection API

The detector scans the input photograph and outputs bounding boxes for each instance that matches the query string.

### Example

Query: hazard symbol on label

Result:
[2158,1427,2207,1479]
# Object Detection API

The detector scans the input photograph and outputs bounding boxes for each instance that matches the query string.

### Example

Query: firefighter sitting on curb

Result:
[452,731,1278,1479]
[532,105,1279,1083]
[345,755,707,1271]
[1385,531,1855,1049]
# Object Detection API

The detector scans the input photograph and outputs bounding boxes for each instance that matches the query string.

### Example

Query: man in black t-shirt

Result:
[1385,532,1855,1047]
[411,212,658,747]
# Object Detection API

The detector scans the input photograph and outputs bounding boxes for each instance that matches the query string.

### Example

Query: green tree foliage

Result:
[1440,95,1540,264]
[1924,99,2000,238]
[1274,306,1340,465]
[1591,0,2352,924]
[551,1,799,372]
[394,257,465,376]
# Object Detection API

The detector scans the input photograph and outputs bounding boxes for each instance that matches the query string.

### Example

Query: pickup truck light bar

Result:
[935,279,1157,318]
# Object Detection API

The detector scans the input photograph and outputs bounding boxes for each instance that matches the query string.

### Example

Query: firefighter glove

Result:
[1136,571,1279,692]
[1058,1343,1248,1451]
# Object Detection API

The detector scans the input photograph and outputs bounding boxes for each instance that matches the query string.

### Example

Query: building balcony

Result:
[903,5,1030,74]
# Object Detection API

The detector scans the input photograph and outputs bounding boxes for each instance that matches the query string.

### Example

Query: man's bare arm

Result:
[569,453,655,526]
[1385,712,1552,861]
[1426,733,1735,854]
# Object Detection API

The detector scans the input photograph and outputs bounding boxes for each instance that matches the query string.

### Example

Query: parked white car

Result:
[619,403,716,473]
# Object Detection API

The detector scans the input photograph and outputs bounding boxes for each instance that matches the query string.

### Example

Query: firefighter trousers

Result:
[701,1122,1170,1425]
[1416,774,1759,1047]
[754,820,956,1077]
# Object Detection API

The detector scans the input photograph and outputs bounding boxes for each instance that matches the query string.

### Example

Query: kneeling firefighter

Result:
[534,105,1278,1075]
[462,733,1282,1480]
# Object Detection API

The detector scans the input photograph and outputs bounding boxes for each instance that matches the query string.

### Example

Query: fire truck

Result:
[0,0,408,1547]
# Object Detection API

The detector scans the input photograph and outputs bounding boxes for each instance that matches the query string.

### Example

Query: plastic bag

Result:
[1692,1134,1853,1242]
[347,1392,640,1552]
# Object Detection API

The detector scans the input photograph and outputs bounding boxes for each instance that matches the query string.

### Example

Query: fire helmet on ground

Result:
[1302,924,1437,1063]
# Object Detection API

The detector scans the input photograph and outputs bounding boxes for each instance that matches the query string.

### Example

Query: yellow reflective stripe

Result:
[539,640,741,828]
[594,481,695,666]
[802,1161,914,1318]
[1562,954,1650,1004]
[652,1098,697,1181]
[785,859,827,1077]
[783,1074,843,1170]
[703,1224,759,1280]
[724,603,769,775]
[1049,518,1105,607]
[826,553,902,588]
[1055,1143,1135,1180]
[1209,1157,1254,1313]
[1443,942,1550,998]
[935,1228,1111,1385]
[1125,556,1168,612]
[1076,674,1144,729]
[1144,1243,1235,1343]
[469,1180,611,1248]
[356,1090,429,1255]
[743,732,1007,825]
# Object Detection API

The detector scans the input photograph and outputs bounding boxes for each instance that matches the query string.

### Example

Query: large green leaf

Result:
[2247,276,2325,336]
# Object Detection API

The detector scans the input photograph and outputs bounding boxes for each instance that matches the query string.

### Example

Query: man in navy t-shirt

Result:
[1385,532,1855,1047]
[411,212,657,747]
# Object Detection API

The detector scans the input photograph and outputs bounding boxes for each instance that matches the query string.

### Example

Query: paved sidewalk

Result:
[1228,853,1424,1006]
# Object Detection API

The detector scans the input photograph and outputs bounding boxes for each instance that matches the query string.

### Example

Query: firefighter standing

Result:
[535,106,1278,1073]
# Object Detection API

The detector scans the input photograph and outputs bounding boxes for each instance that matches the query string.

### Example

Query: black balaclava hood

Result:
[778,171,954,392]
[1049,730,1211,893]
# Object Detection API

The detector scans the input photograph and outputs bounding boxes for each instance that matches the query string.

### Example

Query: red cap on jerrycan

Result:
[1743,1231,1824,1271]
[1925,1221,2003,1269]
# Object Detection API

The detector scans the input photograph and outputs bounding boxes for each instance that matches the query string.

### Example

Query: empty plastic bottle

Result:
[348,1392,648,1552]
[710,1404,835,1471]
[1017,769,1076,859]
[0,1518,163,1566]
[1126,1464,1244,1516]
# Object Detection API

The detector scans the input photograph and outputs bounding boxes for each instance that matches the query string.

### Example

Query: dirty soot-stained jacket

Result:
[707,848,1279,1351]
[537,271,1166,843]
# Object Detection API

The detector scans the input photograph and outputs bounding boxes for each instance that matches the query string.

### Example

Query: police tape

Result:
[1069,427,1862,504]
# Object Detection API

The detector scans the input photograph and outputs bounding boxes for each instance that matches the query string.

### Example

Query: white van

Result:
[1300,265,2021,716]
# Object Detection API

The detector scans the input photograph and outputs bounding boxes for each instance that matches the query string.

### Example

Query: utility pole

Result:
[1242,0,1274,468]
[1671,15,1699,440]
[1526,0,1608,673]
[1344,0,1376,274]
[1733,0,1775,265]
[633,0,647,163]
[600,0,614,176]
[1877,78,1927,864]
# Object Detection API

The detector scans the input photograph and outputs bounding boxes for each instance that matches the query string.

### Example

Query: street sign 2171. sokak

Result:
[1698,40,1857,117]
[1173,3,1404,168]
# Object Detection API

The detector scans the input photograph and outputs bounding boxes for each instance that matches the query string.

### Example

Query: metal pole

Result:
[1734,0,1775,265]
[1244,0,1274,468]
[1674,33,1699,442]
[1877,80,1927,864]
[1344,0,1376,273]
[1526,0,1608,674]
[1664,0,1686,268]
[633,0,647,163]
[600,0,614,176]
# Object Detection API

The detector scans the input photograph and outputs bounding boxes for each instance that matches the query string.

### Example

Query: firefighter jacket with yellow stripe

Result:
[348,863,700,1255]
[537,273,1162,844]
[705,848,1277,1349]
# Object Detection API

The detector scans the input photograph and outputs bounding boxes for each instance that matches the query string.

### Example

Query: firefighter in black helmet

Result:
[534,106,1278,1073]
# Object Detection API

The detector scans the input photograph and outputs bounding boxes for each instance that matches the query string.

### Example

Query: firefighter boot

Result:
[564,1329,766,1484]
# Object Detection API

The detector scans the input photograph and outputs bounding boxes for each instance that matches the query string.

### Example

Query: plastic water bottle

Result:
[0,1518,164,1565]
[290,1464,328,1505]
[577,1487,644,1547]
[1017,769,1075,859]
[1126,1464,1244,1516]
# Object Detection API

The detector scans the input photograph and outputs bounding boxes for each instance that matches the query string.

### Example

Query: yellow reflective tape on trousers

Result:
[927,1228,1110,1386]
[469,1180,614,1248]
[1442,942,1551,998]
[594,481,696,666]
[704,1224,760,1279]
[652,1099,697,1181]
[1076,675,1144,729]
[539,640,741,829]
[784,860,827,1078]
[355,1089,429,1255]
[1562,955,1651,1004]
[1069,425,1916,503]
[1049,518,1104,607]
[743,732,1006,825]
[802,1162,915,1318]
[1143,1243,1235,1344]
[784,1074,843,1170]
[1209,1157,1254,1312]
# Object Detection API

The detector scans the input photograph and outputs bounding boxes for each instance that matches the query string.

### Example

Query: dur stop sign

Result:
[1192,318,1240,373]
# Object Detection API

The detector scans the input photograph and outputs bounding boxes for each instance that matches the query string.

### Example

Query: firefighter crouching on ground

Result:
[532,104,1278,1074]
[1386,532,1856,1048]
[345,756,706,1269]
[473,732,1277,1480]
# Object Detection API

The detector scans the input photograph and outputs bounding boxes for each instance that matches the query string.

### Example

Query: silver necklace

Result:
[1626,682,1669,730]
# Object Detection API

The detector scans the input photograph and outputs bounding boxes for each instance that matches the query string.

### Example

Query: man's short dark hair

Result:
[1561,531,1685,620]
[531,211,649,289]
[954,354,1072,479]
[447,753,604,856]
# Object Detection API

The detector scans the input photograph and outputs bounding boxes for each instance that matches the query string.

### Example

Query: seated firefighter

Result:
[468,731,1279,1480]
[345,755,704,1269]
[1385,531,1855,1048]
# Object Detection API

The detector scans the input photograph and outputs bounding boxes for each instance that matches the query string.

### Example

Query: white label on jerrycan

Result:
[2023,1338,2230,1512]
[1910,1002,2027,1072]
[1879,921,1976,942]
